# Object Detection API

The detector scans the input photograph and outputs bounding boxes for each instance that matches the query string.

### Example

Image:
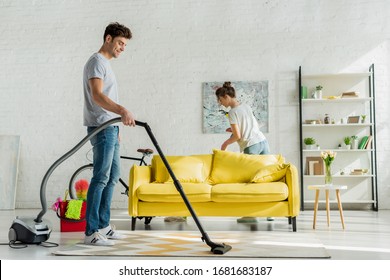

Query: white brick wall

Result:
[1,0,389,209]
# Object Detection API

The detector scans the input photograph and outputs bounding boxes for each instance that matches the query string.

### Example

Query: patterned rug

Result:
[53,231,330,258]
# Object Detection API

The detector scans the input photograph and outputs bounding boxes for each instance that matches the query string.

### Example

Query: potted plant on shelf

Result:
[361,114,367,123]
[344,136,352,149]
[351,135,359,149]
[304,137,316,150]
[311,85,323,99]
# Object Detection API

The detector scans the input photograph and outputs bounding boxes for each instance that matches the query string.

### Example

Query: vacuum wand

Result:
[136,121,232,255]
[34,117,231,254]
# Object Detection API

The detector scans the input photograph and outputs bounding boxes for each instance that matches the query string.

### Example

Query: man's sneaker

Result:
[84,232,115,246]
[99,224,125,240]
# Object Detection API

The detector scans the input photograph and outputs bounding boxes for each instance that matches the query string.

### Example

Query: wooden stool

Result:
[308,184,347,230]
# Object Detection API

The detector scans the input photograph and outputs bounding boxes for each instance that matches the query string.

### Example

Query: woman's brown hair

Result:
[215,81,236,98]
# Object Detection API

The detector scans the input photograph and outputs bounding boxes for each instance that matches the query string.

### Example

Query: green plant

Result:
[316,85,323,91]
[304,137,316,145]
[344,136,352,145]
[361,115,367,122]
[351,135,358,140]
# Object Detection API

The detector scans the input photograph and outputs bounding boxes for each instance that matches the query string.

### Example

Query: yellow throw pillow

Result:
[152,155,205,183]
[251,163,290,183]
[165,160,205,183]
[209,149,285,184]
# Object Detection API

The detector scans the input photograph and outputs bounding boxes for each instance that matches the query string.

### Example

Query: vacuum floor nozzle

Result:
[211,243,233,255]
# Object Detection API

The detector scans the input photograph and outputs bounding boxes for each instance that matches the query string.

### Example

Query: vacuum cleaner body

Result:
[9,217,51,244]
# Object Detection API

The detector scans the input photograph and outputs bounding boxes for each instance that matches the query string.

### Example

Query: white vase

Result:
[352,140,359,149]
[311,90,322,99]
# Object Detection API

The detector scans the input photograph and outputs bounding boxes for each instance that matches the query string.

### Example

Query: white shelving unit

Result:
[298,65,378,211]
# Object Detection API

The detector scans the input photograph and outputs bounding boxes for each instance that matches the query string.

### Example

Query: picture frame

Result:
[202,81,269,134]
[305,156,324,175]
[347,116,360,124]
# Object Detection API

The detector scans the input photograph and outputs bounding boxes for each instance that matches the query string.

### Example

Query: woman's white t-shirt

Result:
[228,104,266,152]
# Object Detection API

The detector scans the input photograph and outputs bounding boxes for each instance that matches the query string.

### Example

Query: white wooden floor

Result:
[1,209,390,260]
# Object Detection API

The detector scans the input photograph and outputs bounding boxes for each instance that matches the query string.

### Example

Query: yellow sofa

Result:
[128,149,300,231]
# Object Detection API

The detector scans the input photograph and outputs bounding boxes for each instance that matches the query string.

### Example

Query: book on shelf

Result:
[358,135,373,149]
[341,91,359,98]
[358,136,369,149]
[350,169,369,175]
[364,135,373,149]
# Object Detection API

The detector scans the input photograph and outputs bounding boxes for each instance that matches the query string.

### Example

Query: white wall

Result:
[1,0,389,209]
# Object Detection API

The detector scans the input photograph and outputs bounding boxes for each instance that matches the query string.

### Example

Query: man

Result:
[83,22,135,246]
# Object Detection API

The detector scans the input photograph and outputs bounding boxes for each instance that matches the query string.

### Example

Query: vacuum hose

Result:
[35,117,231,254]
[35,117,123,223]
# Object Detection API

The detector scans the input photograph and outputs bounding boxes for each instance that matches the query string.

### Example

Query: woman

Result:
[215,82,273,223]
[215,82,270,154]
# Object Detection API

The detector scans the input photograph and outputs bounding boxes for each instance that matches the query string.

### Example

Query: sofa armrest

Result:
[129,165,152,216]
[285,164,300,217]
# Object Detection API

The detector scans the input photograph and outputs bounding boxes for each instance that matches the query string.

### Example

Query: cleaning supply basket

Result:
[57,200,86,232]
[55,191,87,232]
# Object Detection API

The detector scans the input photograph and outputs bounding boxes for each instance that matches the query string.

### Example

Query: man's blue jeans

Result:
[85,126,120,236]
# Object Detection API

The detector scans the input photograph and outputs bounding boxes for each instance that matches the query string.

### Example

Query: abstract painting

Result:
[202,81,269,133]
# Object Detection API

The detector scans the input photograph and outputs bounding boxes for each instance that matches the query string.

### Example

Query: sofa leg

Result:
[291,217,297,232]
[131,217,137,231]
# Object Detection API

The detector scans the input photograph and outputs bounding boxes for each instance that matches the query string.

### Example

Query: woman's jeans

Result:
[244,140,270,155]
[85,126,120,236]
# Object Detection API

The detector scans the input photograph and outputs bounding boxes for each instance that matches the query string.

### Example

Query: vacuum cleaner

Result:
[9,118,232,254]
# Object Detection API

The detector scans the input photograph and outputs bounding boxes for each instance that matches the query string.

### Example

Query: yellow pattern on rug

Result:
[53,231,330,258]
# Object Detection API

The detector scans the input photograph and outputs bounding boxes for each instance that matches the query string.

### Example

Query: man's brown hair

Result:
[103,22,132,42]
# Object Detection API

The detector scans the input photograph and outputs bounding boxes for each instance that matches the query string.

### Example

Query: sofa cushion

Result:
[152,156,206,183]
[165,159,204,183]
[208,149,285,184]
[251,163,290,183]
[136,183,212,202]
[211,182,289,202]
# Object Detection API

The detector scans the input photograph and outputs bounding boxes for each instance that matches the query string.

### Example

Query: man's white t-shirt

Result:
[83,53,119,126]
[228,104,266,152]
